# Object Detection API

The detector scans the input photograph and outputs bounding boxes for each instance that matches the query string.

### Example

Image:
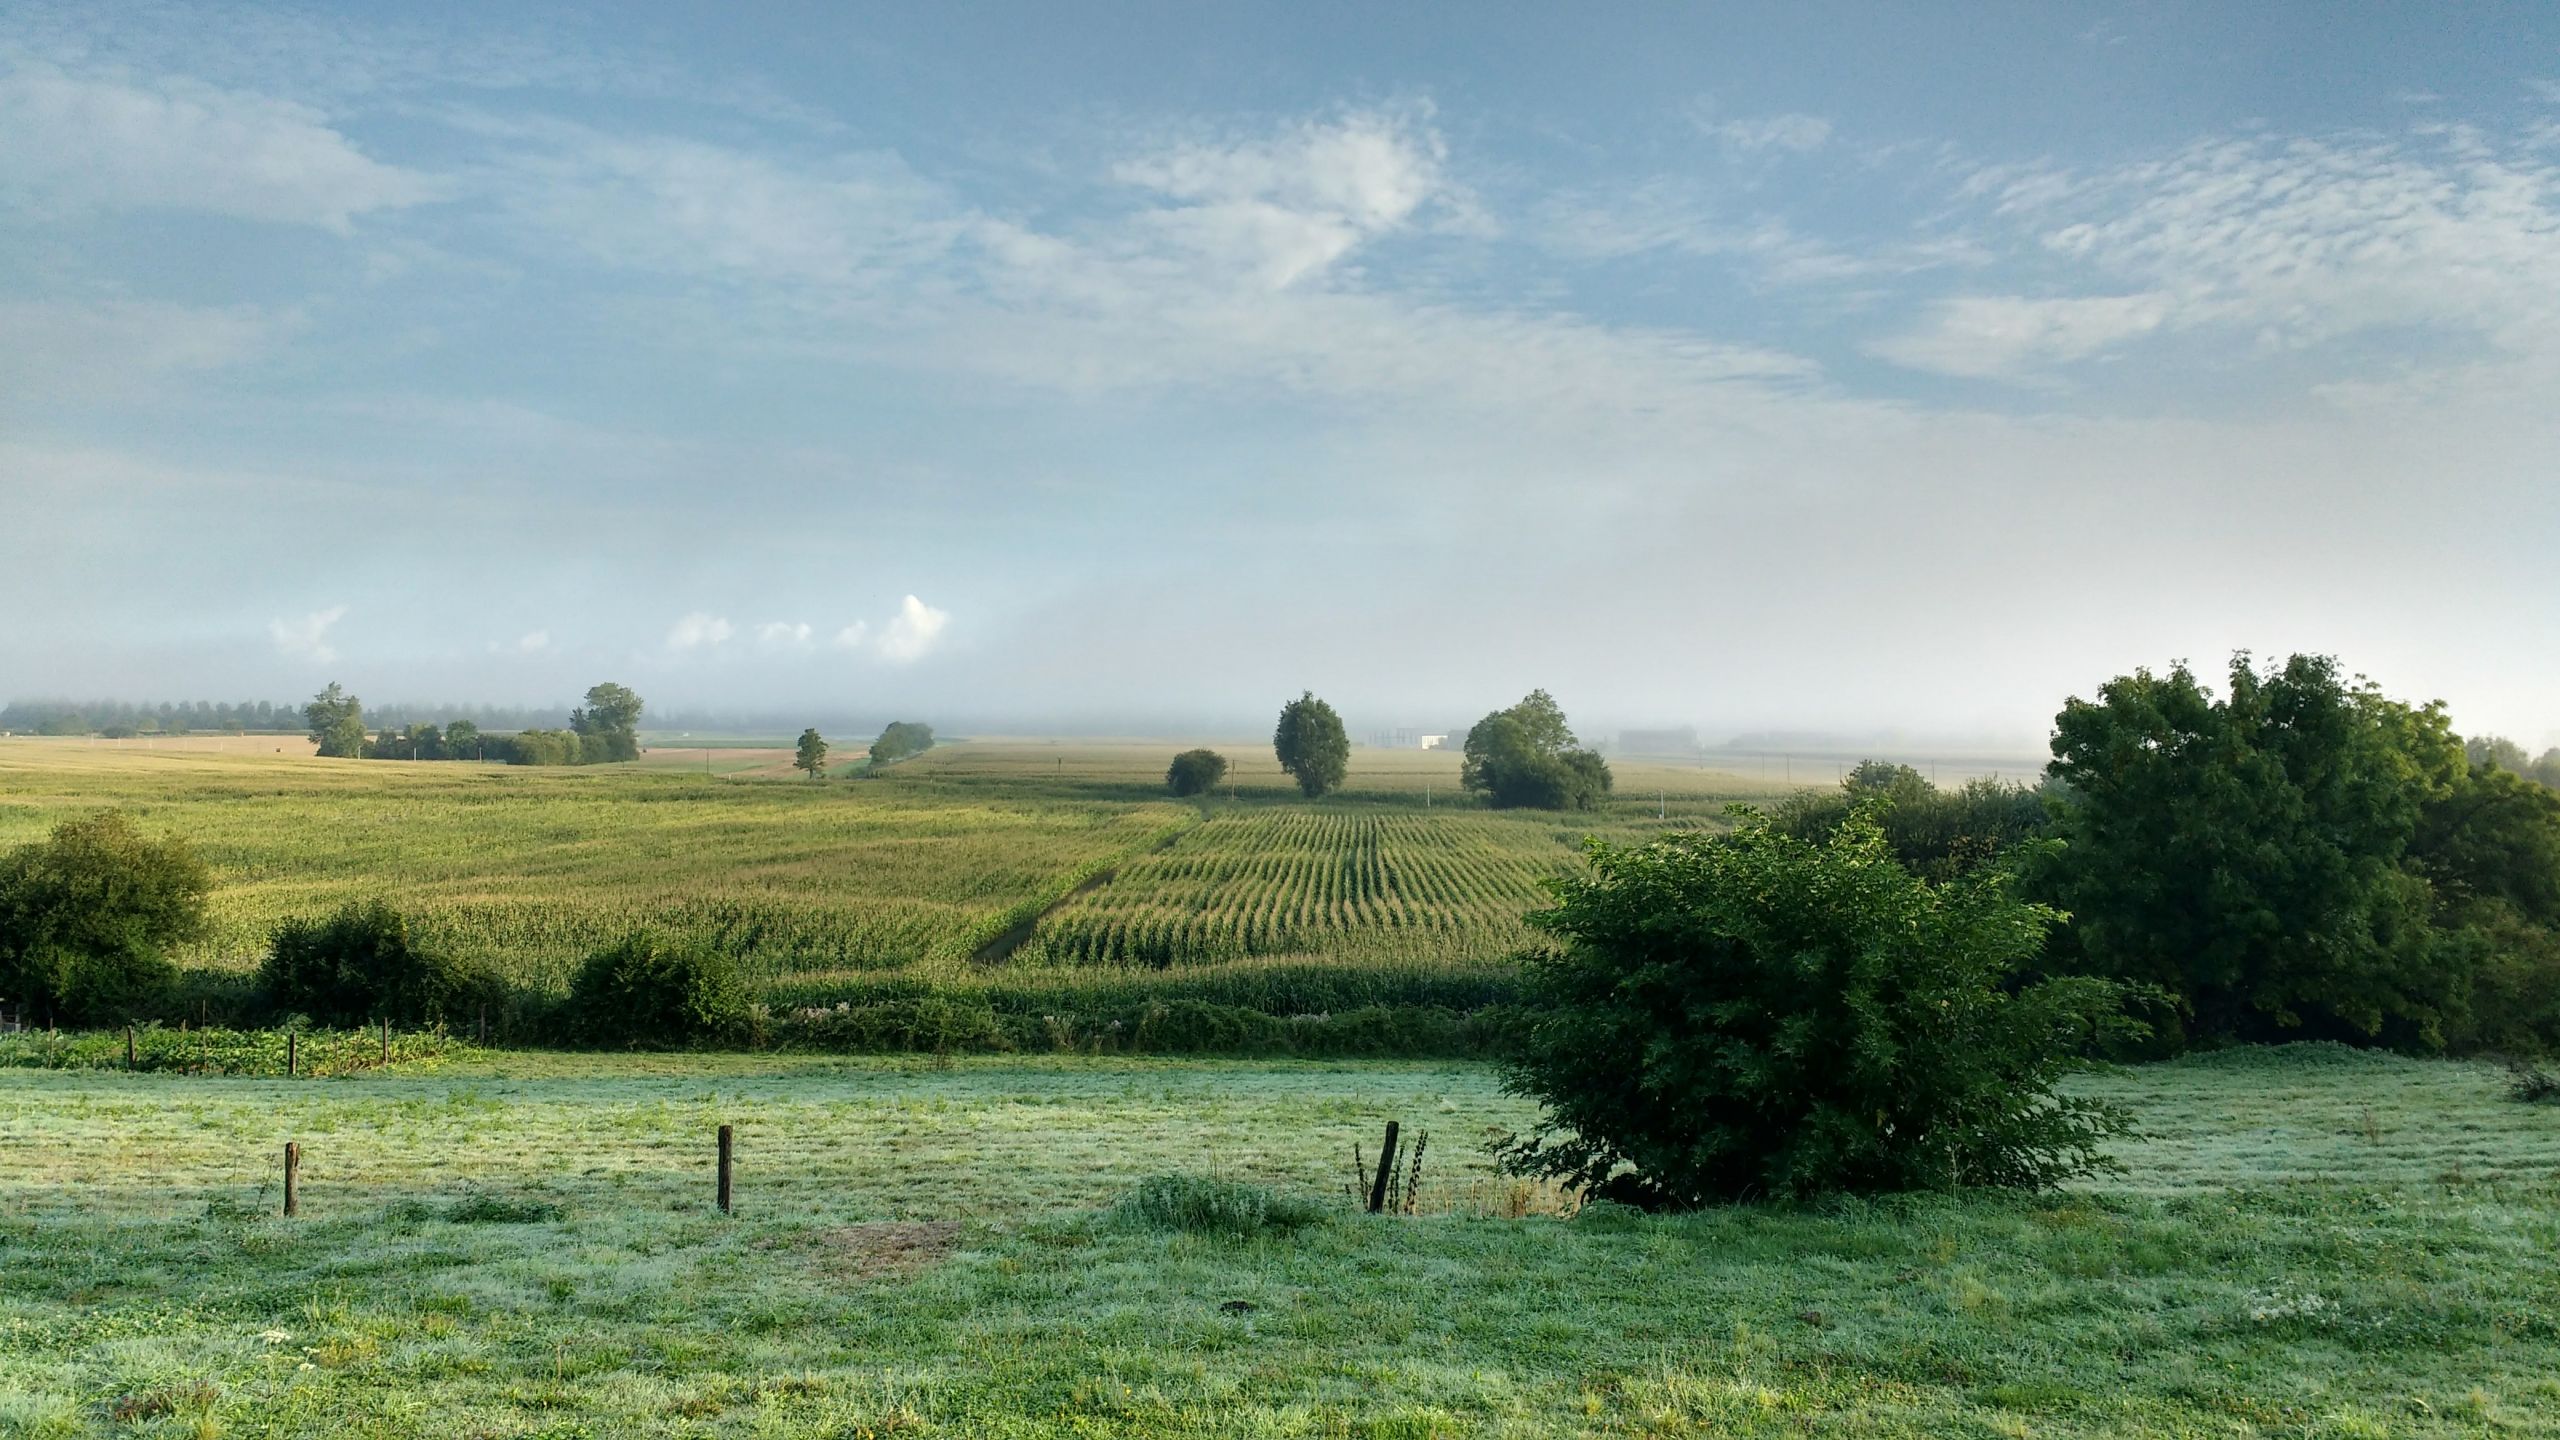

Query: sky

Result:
[4,1,2558,745]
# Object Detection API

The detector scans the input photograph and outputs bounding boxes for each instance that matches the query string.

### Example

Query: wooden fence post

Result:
[125,1025,136,1069]
[286,1031,297,1079]
[283,1141,300,1218]
[717,1125,735,1215]
[1367,1121,1401,1214]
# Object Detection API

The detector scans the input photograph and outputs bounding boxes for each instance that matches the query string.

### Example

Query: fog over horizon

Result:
[6,4,2558,753]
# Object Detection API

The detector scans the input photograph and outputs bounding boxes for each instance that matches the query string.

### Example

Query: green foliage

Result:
[1768,764,2049,882]
[1272,691,1349,798]
[260,900,503,1027]
[0,810,208,1024]
[304,682,366,758]
[498,728,586,766]
[869,721,937,766]
[0,1024,469,1075]
[1460,690,1612,810]
[1113,1174,1329,1237]
[1165,748,1230,796]
[567,932,753,1047]
[795,728,830,780]
[2039,653,2481,1049]
[1497,816,2138,1204]
[569,682,644,763]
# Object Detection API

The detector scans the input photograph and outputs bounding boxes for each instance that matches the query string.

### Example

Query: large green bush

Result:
[259,900,501,1027]
[1460,690,1612,810]
[1497,815,2137,1205]
[0,811,209,1025]
[1166,748,1230,797]
[567,932,753,1046]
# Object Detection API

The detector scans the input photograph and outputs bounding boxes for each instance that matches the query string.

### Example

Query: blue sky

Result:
[4,2,2557,743]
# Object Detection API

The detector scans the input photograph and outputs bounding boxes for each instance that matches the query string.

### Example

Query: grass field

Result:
[0,738,1790,1010]
[1,1044,2555,1436]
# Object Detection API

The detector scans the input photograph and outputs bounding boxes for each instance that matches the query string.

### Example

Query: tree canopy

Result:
[0,811,210,1024]
[1460,690,1612,810]
[869,721,936,766]
[570,682,644,763]
[1167,748,1230,797]
[795,728,830,780]
[1497,815,2136,1204]
[1272,692,1348,798]
[303,683,366,758]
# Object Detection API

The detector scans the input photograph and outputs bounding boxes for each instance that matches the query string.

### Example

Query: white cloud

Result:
[0,60,439,230]
[874,595,950,663]
[0,299,283,406]
[1109,106,1462,289]
[269,605,347,663]
[755,620,814,651]
[1867,293,2171,379]
[831,621,871,650]
[1695,111,1833,154]
[488,629,548,655]
[664,612,733,650]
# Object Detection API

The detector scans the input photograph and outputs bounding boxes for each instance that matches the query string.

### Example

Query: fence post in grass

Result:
[286,1031,297,1079]
[1367,1121,1400,1214]
[283,1141,300,1218]
[126,1025,136,1069]
[717,1124,735,1215]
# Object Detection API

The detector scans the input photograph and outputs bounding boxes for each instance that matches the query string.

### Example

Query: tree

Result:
[260,900,501,1027]
[568,931,751,1047]
[304,682,366,758]
[1167,748,1230,796]
[570,682,643,763]
[869,721,936,766]
[444,719,483,760]
[2037,654,2461,1047]
[1460,690,1613,810]
[1272,692,1348,798]
[2467,735,2532,774]
[795,728,830,780]
[0,811,210,1024]
[1769,764,2051,884]
[1496,815,2136,1205]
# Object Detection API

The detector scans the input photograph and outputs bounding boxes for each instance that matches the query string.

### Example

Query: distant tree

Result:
[795,728,830,780]
[304,683,366,758]
[1272,692,1349,798]
[1167,748,1230,796]
[1461,690,1613,810]
[2036,654,2462,1048]
[443,719,483,760]
[2536,748,2560,792]
[501,729,585,766]
[2467,735,2532,774]
[1496,814,2138,1205]
[0,811,210,1024]
[869,721,936,766]
[570,682,643,763]
[1770,764,2051,884]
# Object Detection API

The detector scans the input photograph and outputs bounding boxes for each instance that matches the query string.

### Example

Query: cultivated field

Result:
[1,1045,2554,1435]
[0,737,1788,1006]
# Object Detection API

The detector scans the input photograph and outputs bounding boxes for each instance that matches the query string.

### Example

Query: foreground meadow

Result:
[3,1044,2556,1437]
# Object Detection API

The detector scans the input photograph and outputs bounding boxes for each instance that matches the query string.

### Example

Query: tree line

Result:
[303,682,643,766]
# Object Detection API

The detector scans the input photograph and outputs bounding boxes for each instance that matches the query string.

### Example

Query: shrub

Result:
[1496,814,2140,1205]
[1166,748,1230,797]
[1460,691,1612,810]
[567,932,752,1046]
[1768,766,2050,883]
[779,994,1008,1052]
[0,810,209,1025]
[259,901,502,1027]
[1114,1174,1329,1237]
[1133,998,1281,1052]
[869,721,936,766]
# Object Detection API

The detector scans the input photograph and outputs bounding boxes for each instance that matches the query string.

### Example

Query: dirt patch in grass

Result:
[785,1221,962,1281]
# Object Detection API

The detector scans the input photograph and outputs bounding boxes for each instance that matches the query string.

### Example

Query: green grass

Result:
[3,1044,2556,1436]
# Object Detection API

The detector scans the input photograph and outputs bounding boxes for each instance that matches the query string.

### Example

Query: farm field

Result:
[0,738,1790,1011]
[1,1044,2555,1436]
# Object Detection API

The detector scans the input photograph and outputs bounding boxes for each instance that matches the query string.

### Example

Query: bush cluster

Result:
[1166,748,1229,796]
[259,900,504,1027]
[0,811,209,1025]
[566,931,754,1047]
[1113,1174,1329,1237]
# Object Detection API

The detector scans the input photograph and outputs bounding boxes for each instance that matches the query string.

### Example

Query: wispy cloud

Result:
[1866,292,2170,379]
[1692,109,1833,154]
[0,59,440,229]
[269,604,348,662]
[755,620,814,651]
[664,612,732,650]
[874,595,950,663]
[488,629,548,655]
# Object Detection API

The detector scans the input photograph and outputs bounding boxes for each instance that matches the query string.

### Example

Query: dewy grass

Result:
[1112,1173,1332,1237]
[2,1046,2558,1435]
